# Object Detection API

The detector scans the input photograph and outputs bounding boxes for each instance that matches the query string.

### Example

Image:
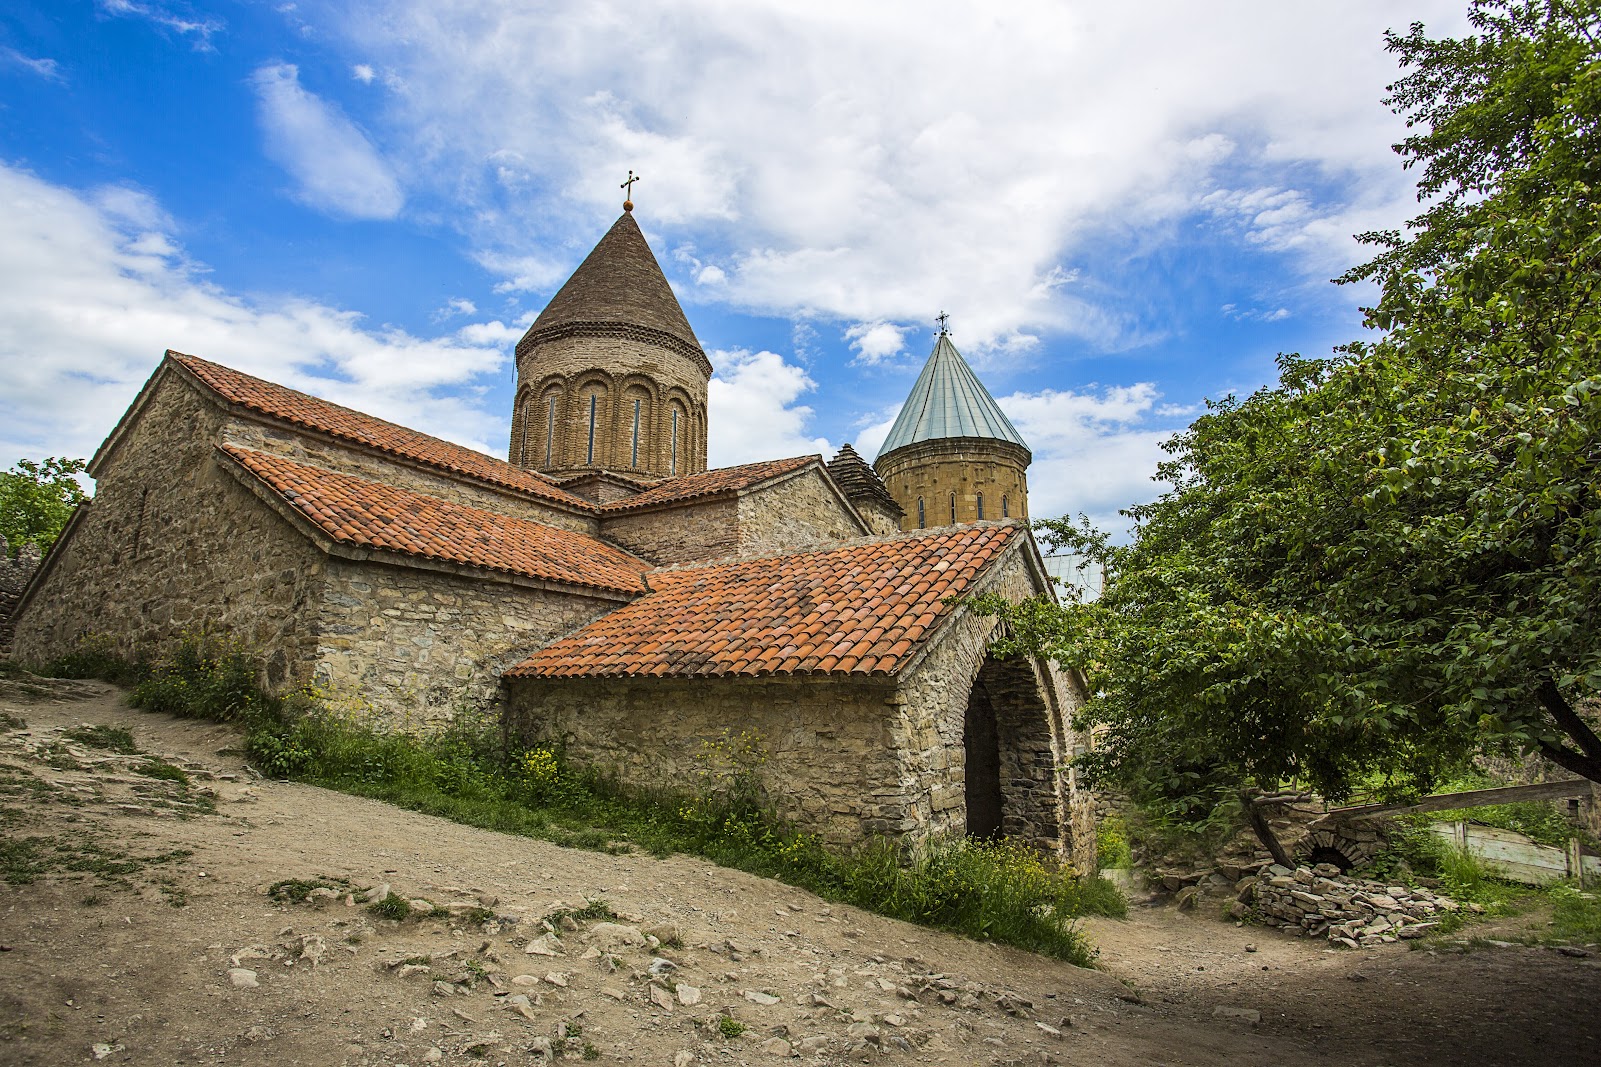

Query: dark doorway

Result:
[964,682,1004,839]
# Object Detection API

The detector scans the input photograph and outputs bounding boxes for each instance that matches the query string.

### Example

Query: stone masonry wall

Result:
[734,470,867,557]
[876,439,1030,531]
[312,558,622,728]
[504,675,901,846]
[891,539,1077,858]
[221,418,597,535]
[598,498,740,566]
[0,542,42,657]
[11,376,326,686]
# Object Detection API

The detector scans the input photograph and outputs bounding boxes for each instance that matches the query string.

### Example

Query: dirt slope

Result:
[1,677,1597,1066]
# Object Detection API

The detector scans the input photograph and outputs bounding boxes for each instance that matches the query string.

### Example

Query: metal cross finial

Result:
[936,311,950,335]
[621,169,641,210]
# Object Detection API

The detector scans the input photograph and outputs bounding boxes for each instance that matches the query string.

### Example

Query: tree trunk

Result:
[1242,789,1294,869]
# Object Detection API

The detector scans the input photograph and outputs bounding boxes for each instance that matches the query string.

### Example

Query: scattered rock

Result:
[761,1036,793,1056]
[677,983,702,1006]
[1212,1007,1261,1025]
[227,968,259,989]
[744,990,781,1006]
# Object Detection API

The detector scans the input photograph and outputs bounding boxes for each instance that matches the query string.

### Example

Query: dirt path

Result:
[1,677,1597,1066]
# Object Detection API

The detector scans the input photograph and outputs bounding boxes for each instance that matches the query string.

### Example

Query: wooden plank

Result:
[1427,825,1568,885]
[1330,779,1595,819]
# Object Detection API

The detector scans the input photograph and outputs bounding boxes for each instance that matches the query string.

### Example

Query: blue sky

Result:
[0,0,1468,534]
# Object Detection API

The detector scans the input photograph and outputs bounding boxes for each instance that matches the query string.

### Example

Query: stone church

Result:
[11,204,1092,867]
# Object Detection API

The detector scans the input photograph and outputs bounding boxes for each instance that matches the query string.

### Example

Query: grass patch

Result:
[717,1017,747,1039]
[47,632,1123,966]
[368,891,413,921]
[62,724,138,754]
[267,876,353,904]
[134,758,190,786]
[1549,885,1601,944]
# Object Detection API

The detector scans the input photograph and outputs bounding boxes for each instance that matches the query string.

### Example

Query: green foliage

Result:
[267,876,352,904]
[975,1,1601,817]
[1095,817,1132,869]
[41,635,147,686]
[134,759,189,785]
[130,634,276,725]
[716,1017,747,1039]
[1548,884,1601,943]
[62,725,137,754]
[0,456,87,555]
[1445,800,1597,850]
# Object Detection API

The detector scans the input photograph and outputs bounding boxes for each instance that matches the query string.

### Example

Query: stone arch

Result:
[1298,824,1384,871]
[537,380,566,470]
[663,388,693,476]
[618,378,656,472]
[962,653,1064,848]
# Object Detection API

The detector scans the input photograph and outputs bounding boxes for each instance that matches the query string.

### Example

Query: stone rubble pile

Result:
[1246,862,1468,947]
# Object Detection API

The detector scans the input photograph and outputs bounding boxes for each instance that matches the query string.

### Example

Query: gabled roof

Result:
[597,455,819,513]
[518,211,706,370]
[508,523,1020,679]
[219,446,649,595]
[826,444,902,515]
[168,352,593,512]
[877,333,1029,458]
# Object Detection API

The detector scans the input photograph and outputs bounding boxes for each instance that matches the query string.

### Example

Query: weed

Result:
[582,1042,600,1060]
[463,958,490,982]
[545,899,618,928]
[81,893,105,906]
[62,725,137,754]
[1095,816,1132,870]
[456,906,495,926]
[41,635,147,686]
[36,741,82,771]
[717,1017,747,1039]
[267,876,352,904]
[401,955,432,966]
[368,891,413,921]
[1549,884,1601,944]
[134,759,190,786]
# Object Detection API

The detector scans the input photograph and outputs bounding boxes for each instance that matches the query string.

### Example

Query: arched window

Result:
[949,493,956,524]
[629,398,642,468]
[585,393,598,465]
[917,497,926,529]
[1002,494,1009,518]
[976,492,985,520]
[543,394,559,468]
[669,407,681,475]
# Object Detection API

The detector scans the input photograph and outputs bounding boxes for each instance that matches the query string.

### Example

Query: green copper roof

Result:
[876,333,1029,458]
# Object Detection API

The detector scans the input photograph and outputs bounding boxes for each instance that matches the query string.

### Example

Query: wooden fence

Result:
[1429,822,1600,887]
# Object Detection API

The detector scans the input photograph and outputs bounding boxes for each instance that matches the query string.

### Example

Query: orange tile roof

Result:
[220,446,649,595]
[597,455,820,513]
[169,351,591,511]
[509,523,1019,679]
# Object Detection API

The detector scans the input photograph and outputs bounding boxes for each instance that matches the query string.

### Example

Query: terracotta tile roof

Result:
[509,523,1019,679]
[598,456,820,513]
[169,351,592,511]
[220,446,649,595]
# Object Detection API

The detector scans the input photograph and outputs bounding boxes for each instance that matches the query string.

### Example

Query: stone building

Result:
[11,204,1092,866]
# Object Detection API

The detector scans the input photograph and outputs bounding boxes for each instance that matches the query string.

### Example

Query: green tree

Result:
[977,0,1601,821]
[0,457,89,555]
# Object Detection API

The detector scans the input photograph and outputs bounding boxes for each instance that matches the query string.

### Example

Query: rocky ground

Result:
[1,675,1599,1066]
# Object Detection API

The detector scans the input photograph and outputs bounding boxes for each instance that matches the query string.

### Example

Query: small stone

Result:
[409,899,435,917]
[1558,946,1591,958]
[674,1053,695,1067]
[528,1036,553,1058]
[432,981,455,996]
[677,983,702,1006]
[511,973,539,986]
[543,972,568,987]
[761,1037,793,1057]
[648,956,678,976]
[421,1049,443,1063]
[744,990,781,1006]
[526,936,561,956]
[650,984,675,1011]
[91,1043,125,1060]
[227,968,259,989]
[504,994,539,1021]
[1036,1022,1062,1037]
[1244,944,1257,953]
[601,986,627,1001]
[395,964,431,979]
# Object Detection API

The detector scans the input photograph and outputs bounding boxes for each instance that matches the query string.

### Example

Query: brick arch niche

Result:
[963,653,1064,847]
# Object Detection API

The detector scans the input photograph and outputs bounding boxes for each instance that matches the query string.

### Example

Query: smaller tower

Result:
[873,325,1030,531]
[826,444,904,536]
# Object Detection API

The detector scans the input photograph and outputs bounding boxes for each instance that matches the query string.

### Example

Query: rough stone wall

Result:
[891,542,1078,859]
[598,498,740,566]
[11,376,325,685]
[220,418,596,535]
[511,334,708,479]
[504,675,901,845]
[0,542,42,656]
[313,559,620,727]
[852,498,906,537]
[734,471,867,556]
[875,439,1030,531]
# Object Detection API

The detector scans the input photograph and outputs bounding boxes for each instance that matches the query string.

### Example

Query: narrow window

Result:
[545,397,556,467]
[1002,494,1009,518]
[976,492,984,520]
[917,497,926,529]
[586,394,597,465]
[949,493,956,524]
[630,399,641,468]
[670,409,679,475]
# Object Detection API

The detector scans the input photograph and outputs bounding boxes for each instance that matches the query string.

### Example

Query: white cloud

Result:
[1,46,63,81]
[695,264,726,286]
[98,0,223,51]
[316,0,1467,347]
[251,63,404,220]
[1221,302,1292,323]
[435,296,478,319]
[998,384,1179,536]
[707,349,831,467]
[0,163,516,466]
[352,63,377,83]
[844,321,906,365]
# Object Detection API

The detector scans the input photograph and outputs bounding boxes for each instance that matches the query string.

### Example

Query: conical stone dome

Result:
[874,331,1030,531]
[510,210,710,481]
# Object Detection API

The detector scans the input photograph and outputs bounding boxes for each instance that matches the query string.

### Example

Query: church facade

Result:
[10,206,1092,867]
